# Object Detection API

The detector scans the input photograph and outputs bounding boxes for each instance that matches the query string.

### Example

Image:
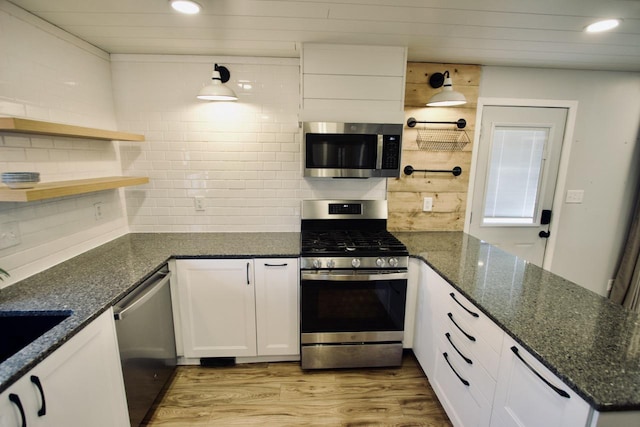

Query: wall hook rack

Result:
[407,117,466,129]
[404,165,462,177]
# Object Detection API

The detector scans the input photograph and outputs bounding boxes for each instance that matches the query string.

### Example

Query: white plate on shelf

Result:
[2,182,38,189]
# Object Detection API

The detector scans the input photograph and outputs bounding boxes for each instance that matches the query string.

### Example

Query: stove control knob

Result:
[352,258,361,268]
[327,259,336,269]
[388,257,399,267]
[313,259,322,269]
[376,257,385,267]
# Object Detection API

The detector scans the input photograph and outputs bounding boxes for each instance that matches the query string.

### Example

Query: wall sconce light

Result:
[426,70,467,107]
[197,64,238,101]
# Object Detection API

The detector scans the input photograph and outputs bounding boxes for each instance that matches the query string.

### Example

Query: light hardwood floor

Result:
[143,352,452,426]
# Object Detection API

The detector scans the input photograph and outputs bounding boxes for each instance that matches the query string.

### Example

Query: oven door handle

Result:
[301,271,408,281]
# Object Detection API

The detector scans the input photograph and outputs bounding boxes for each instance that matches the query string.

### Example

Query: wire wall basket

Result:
[416,128,470,151]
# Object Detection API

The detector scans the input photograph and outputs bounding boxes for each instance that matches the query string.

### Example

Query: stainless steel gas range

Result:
[300,199,409,369]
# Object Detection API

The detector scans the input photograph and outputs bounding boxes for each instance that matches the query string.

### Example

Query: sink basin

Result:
[0,312,71,364]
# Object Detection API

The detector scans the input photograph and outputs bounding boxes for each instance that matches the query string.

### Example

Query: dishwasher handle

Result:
[114,269,172,321]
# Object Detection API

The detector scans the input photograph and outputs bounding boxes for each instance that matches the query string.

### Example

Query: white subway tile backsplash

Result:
[0,8,129,285]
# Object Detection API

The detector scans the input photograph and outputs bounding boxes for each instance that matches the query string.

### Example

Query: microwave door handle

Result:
[376,134,383,170]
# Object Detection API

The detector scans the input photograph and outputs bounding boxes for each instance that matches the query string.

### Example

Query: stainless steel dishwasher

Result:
[114,264,177,427]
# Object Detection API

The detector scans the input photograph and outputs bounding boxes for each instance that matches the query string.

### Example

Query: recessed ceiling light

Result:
[170,0,202,15]
[585,19,621,33]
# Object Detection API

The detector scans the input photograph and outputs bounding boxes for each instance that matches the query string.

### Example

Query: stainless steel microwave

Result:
[303,122,403,178]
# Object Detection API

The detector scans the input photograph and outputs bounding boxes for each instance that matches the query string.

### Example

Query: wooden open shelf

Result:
[0,176,150,202]
[0,117,145,141]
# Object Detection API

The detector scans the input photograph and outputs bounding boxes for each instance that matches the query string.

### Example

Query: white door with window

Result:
[469,106,568,267]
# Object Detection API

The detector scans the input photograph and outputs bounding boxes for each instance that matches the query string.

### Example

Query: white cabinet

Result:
[412,259,438,376]
[491,335,591,427]
[300,43,407,123]
[0,309,129,427]
[412,261,606,427]
[254,259,300,356]
[176,258,299,359]
[177,259,256,358]
[422,264,504,427]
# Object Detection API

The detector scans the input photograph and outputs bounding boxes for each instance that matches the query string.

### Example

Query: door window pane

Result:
[483,127,548,225]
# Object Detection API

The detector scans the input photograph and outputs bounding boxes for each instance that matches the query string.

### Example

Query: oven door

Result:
[300,270,407,344]
[300,270,407,369]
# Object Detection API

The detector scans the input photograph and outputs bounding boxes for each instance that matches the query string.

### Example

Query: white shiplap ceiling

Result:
[7,0,640,71]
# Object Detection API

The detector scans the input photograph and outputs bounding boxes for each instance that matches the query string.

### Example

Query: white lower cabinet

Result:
[0,309,129,427]
[176,258,299,359]
[416,263,503,427]
[413,262,600,427]
[432,335,493,427]
[412,260,438,378]
[491,335,591,427]
[254,259,300,356]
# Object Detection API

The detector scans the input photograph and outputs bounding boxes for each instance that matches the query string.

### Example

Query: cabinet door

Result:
[492,335,591,427]
[0,375,37,427]
[0,309,129,427]
[412,260,437,378]
[254,259,299,356]
[33,309,129,427]
[177,259,257,358]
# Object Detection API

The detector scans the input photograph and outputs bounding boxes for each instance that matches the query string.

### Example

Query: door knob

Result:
[539,230,551,238]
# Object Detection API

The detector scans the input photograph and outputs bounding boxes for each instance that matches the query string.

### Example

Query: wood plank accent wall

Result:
[388,63,481,231]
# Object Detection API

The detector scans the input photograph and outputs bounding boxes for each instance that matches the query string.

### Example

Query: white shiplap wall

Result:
[0,3,129,287]
[111,55,387,232]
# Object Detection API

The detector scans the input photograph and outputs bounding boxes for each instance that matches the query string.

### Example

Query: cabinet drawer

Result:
[436,306,502,380]
[431,337,492,427]
[438,332,497,404]
[446,289,504,355]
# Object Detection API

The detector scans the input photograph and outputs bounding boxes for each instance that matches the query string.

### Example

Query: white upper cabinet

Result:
[300,43,407,123]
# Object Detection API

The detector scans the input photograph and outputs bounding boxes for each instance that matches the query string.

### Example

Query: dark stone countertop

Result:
[0,232,300,394]
[394,231,640,412]
[2,230,640,413]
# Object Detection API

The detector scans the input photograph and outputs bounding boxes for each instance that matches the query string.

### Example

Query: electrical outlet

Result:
[423,197,433,212]
[0,221,21,250]
[194,197,205,212]
[566,190,584,204]
[94,202,104,221]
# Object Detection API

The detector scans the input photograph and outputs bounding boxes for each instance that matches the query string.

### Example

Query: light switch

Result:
[566,190,584,204]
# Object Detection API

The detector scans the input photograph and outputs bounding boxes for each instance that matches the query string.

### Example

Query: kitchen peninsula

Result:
[1,231,640,424]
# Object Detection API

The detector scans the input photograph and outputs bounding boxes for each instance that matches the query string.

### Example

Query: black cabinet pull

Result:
[264,263,287,267]
[510,346,570,399]
[450,292,479,317]
[443,352,470,386]
[447,312,476,342]
[445,332,472,365]
[9,393,27,427]
[30,375,46,416]
[246,262,250,285]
